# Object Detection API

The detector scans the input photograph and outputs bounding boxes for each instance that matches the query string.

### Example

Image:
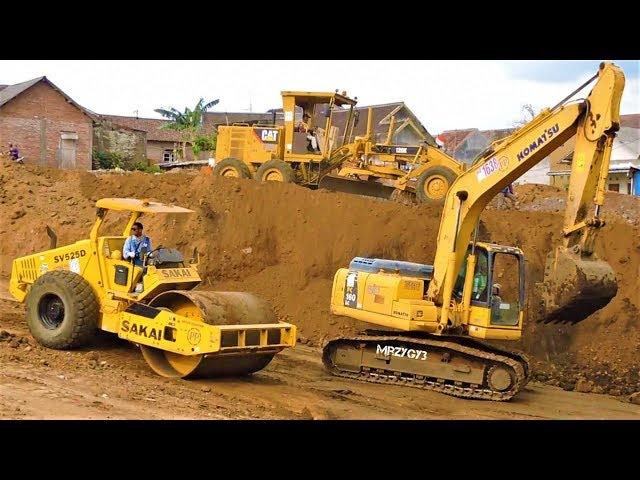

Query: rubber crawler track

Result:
[322,332,531,401]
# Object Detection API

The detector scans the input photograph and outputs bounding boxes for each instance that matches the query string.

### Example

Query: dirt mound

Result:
[498,183,640,227]
[1,159,638,394]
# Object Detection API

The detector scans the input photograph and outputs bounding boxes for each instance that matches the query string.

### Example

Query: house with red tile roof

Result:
[435,128,514,165]
[548,113,640,195]
[0,76,98,169]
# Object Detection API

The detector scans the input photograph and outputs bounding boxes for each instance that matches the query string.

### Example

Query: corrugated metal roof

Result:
[621,113,640,129]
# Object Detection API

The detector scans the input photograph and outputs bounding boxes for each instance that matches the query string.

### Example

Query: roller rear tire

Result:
[25,270,99,349]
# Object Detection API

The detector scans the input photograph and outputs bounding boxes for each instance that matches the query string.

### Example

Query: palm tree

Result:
[155,98,219,160]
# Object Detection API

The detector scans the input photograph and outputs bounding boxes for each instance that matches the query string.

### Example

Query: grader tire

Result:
[415,166,458,204]
[255,159,295,183]
[25,270,99,349]
[213,158,252,179]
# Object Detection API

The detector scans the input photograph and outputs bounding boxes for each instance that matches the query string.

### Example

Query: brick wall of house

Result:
[0,82,93,169]
[147,141,210,164]
[93,121,147,168]
[148,141,178,164]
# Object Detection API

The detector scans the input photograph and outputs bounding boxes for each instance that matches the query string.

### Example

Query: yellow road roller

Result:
[8,198,296,378]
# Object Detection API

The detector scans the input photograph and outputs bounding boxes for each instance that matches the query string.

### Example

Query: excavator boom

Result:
[429,62,624,327]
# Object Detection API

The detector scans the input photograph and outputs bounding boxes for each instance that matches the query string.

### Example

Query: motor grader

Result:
[9,198,296,378]
[327,106,465,204]
[323,62,625,400]
[212,90,464,204]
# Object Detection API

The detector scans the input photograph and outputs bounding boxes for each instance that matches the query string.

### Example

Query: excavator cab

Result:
[453,243,525,336]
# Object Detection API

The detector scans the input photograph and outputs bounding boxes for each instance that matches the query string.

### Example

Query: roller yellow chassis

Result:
[116,307,296,357]
[9,197,298,379]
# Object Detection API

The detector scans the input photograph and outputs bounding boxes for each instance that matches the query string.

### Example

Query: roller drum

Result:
[140,290,278,378]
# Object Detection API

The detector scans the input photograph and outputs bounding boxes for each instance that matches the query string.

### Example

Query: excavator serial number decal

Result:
[376,345,428,360]
[53,250,87,263]
[477,157,500,182]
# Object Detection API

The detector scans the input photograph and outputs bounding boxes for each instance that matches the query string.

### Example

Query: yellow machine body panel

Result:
[9,197,297,379]
[336,144,465,190]
[330,241,525,341]
[116,308,296,356]
[10,239,96,303]
[215,125,284,167]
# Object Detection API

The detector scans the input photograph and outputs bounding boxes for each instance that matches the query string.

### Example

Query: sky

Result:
[1,60,638,134]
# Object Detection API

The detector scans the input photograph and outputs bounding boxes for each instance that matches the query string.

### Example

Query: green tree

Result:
[192,133,217,156]
[154,98,219,160]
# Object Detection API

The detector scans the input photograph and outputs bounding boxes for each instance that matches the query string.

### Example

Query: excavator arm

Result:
[428,62,625,330]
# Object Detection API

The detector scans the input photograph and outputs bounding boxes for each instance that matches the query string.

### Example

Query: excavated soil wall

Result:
[1,160,638,394]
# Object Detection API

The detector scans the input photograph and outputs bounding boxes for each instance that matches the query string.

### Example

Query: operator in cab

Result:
[123,222,152,267]
[472,252,489,301]
[296,113,311,133]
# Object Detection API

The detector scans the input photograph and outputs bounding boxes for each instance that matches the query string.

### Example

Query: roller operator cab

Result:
[9,198,296,379]
[330,243,525,341]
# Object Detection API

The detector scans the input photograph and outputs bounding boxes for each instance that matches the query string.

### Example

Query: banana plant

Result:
[155,98,219,160]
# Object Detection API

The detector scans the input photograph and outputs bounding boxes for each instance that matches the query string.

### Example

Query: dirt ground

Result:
[1,298,637,419]
[0,159,639,419]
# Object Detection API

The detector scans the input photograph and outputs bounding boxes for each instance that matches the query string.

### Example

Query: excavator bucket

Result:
[537,246,618,325]
[317,174,396,200]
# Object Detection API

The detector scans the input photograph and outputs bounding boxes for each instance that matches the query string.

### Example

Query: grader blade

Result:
[317,174,395,200]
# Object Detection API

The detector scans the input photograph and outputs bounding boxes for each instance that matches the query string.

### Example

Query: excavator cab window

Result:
[453,246,524,326]
[487,251,524,327]
[453,246,489,305]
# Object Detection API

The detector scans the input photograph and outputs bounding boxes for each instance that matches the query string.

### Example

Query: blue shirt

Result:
[123,235,152,266]
[502,184,514,195]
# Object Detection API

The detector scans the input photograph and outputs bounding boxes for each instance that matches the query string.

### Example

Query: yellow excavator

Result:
[9,198,296,378]
[323,62,625,400]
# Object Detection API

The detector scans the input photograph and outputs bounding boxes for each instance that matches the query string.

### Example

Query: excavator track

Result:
[322,331,530,401]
